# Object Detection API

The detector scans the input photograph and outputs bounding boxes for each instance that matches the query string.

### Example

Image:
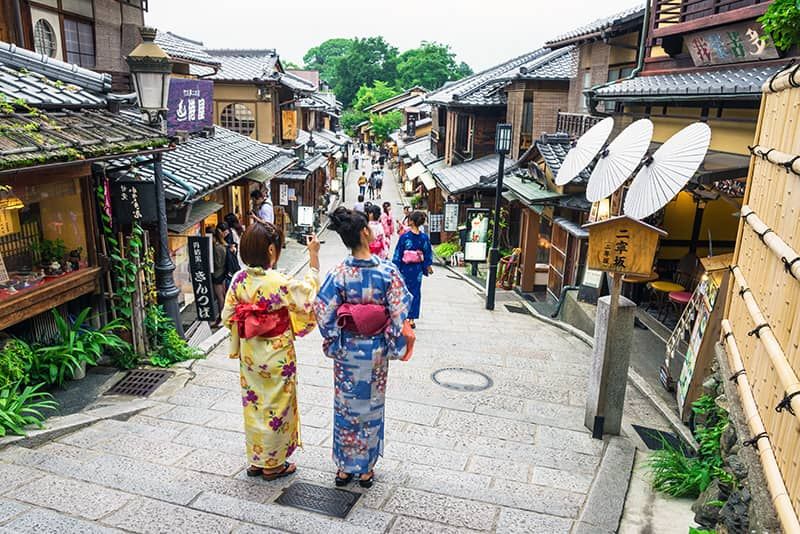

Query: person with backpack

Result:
[367,171,377,200]
[358,172,367,197]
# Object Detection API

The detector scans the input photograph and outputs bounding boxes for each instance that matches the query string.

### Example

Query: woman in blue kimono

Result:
[313,207,412,488]
[393,211,433,328]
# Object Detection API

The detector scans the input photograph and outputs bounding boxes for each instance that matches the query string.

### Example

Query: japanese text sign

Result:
[464,208,490,262]
[429,214,443,233]
[188,235,218,322]
[167,79,214,135]
[110,179,157,225]
[584,216,667,276]
[444,203,459,232]
[687,22,778,67]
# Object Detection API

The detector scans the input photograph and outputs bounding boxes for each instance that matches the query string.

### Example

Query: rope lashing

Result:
[747,323,770,338]
[776,391,800,416]
[742,432,770,450]
[782,256,800,280]
[729,369,747,383]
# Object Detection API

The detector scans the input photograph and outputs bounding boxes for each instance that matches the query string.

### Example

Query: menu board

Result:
[444,203,459,232]
[429,214,443,233]
[188,236,218,322]
[676,278,713,415]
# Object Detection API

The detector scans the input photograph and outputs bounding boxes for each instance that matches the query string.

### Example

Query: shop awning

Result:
[244,153,297,184]
[502,190,520,202]
[276,168,311,181]
[168,200,223,234]
[419,171,436,191]
[406,162,426,179]
[554,216,589,239]
[692,149,750,185]
[503,174,564,205]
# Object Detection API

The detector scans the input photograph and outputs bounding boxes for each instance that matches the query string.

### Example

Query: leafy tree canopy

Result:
[334,37,399,107]
[352,81,401,113]
[397,42,473,90]
[302,38,354,88]
[370,111,403,142]
[341,109,369,137]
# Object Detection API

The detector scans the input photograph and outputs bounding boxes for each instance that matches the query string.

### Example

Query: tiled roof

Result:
[296,129,334,153]
[124,126,287,201]
[287,69,320,90]
[427,47,575,107]
[315,128,349,147]
[432,154,517,194]
[536,133,592,183]
[404,136,431,160]
[276,168,310,181]
[0,109,167,171]
[418,149,439,166]
[546,4,645,47]
[504,173,564,205]
[302,153,328,172]
[366,86,427,113]
[197,49,279,81]
[0,41,109,108]
[155,31,221,68]
[592,65,781,101]
[279,71,316,92]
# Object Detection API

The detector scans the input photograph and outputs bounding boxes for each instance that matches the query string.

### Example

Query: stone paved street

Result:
[0,153,662,533]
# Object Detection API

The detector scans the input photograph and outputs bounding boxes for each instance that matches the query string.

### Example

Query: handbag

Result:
[400,320,416,361]
[336,303,390,336]
[402,250,424,264]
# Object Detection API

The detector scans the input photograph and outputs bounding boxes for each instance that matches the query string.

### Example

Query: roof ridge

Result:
[545,3,645,46]
[206,48,277,57]
[0,40,110,94]
[165,31,204,46]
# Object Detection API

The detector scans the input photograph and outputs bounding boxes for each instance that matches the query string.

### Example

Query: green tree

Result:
[352,81,401,113]
[334,37,398,107]
[396,42,473,91]
[282,60,301,70]
[341,109,369,137]
[370,111,403,142]
[302,38,353,88]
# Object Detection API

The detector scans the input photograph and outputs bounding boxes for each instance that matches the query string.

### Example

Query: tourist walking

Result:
[393,211,433,328]
[354,195,366,213]
[358,172,367,197]
[313,207,411,488]
[381,202,395,238]
[375,168,384,198]
[367,171,377,200]
[222,222,320,480]
[366,204,390,259]
[397,205,412,235]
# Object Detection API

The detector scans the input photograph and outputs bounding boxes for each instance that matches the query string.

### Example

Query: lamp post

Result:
[126,27,183,337]
[485,123,512,311]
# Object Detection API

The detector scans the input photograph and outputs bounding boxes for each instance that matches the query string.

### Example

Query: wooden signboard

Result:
[583,216,667,276]
[187,235,217,322]
[282,110,297,141]
[687,21,779,67]
[0,208,21,237]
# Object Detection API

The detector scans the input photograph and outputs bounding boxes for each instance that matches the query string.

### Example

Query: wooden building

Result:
[0,0,147,91]
[0,40,167,337]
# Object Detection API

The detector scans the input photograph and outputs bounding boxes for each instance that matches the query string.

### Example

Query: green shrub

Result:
[0,383,57,437]
[146,306,203,368]
[0,339,33,390]
[434,242,460,259]
[410,194,422,207]
[759,0,800,51]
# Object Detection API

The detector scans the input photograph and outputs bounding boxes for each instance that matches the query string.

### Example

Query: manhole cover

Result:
[275,482,360,518]
[431,367,493,392]
[104,369,172,397]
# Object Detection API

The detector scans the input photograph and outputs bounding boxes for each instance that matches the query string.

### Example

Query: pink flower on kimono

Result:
[281,361,297,378]
[269,416,284,431]
[242,390,258,407]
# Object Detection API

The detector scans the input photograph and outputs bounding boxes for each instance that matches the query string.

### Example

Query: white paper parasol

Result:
[555,117,614,186]
[586,119,653,202]
[624,122,711,220]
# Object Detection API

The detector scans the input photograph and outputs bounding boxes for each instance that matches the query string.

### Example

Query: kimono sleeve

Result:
[384,265,412,359]
[313,270,345,359]
[221,275,241,358]
[392,232,407,268]
[422,233,434,272]
[285,268,320,337]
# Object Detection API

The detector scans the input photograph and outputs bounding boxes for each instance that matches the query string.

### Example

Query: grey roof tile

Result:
[432,154,517,194]
[512,47,578,80]
[535,133,592,183]
[196,49,279,81]
[279,71,316,92]
[404,136,431,160]
[593,64,781,101]
[0,41,109,107]
[155,31,221,68]
[546,4,645,47]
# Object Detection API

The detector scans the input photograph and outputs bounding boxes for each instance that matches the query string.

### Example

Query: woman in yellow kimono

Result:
[222,222,320,480]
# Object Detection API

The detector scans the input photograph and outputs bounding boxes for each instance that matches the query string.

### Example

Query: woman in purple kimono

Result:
[392,211,433,328]
[313,207,411,488]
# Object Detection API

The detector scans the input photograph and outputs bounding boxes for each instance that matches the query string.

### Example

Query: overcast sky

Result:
[145,0,641,72]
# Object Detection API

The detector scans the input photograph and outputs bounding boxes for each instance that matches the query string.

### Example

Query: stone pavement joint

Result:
[0,154,644,533]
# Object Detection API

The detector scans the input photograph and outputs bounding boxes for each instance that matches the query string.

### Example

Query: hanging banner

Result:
[167,79,213,135]
[279,184,289,206]
[464,208,490,262]
[110,179,158,225]
[429,214,443,233]
[282,110,298,141]
[444,203,459,232]
[188,236,218,322]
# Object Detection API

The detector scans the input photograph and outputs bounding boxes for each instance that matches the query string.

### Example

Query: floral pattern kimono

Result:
[222,266,319,469]
[392,230,433,320]
[313,256,411,475]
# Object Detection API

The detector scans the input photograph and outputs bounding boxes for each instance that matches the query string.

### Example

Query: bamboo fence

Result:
[722,65,800,529]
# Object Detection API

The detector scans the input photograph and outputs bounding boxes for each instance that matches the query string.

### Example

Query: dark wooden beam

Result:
[652,3,770,39]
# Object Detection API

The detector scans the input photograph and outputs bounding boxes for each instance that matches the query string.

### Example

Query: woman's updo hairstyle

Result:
[329,206,368,249]
[409,210,427,227]
[240,222,283,268]
[366,203,382,221]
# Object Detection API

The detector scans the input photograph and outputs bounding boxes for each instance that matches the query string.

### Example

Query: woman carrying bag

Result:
[313,207,413,489]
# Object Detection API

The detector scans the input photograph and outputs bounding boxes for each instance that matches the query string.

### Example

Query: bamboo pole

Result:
[750,145,800,176]
[722,320,800,534]
[740,206,800,282]
[729,265,800,423]
[763,65,800,95]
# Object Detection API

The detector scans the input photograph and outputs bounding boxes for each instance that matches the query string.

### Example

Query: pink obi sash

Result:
[336,303,390,337]
[232,303,291,339]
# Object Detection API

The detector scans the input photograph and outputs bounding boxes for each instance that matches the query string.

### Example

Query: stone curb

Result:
[0,399,155,451]
[441,262,700,452]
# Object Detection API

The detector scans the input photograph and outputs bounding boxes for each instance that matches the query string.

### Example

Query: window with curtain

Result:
[64,18,95,67]
[580,71,592,112]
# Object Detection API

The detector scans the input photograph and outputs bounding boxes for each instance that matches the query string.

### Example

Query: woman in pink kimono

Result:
[222,222,320,480]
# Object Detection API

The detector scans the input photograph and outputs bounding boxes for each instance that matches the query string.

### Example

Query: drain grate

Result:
[105,369,172,397]
[432,367,493,392]
[632,424,683,451]
[275,482,360,518]
[504,303,530,315]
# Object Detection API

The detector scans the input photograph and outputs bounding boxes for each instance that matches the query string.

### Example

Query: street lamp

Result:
[126,27,183,337]
[485,123,512,311]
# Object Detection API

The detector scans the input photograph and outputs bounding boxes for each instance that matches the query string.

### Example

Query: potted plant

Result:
[31,239,67,275]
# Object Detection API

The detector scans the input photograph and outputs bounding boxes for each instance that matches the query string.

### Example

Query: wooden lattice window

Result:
[221,103,255,136]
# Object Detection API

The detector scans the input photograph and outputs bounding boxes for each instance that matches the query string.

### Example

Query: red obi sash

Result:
[232,303,291,339]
